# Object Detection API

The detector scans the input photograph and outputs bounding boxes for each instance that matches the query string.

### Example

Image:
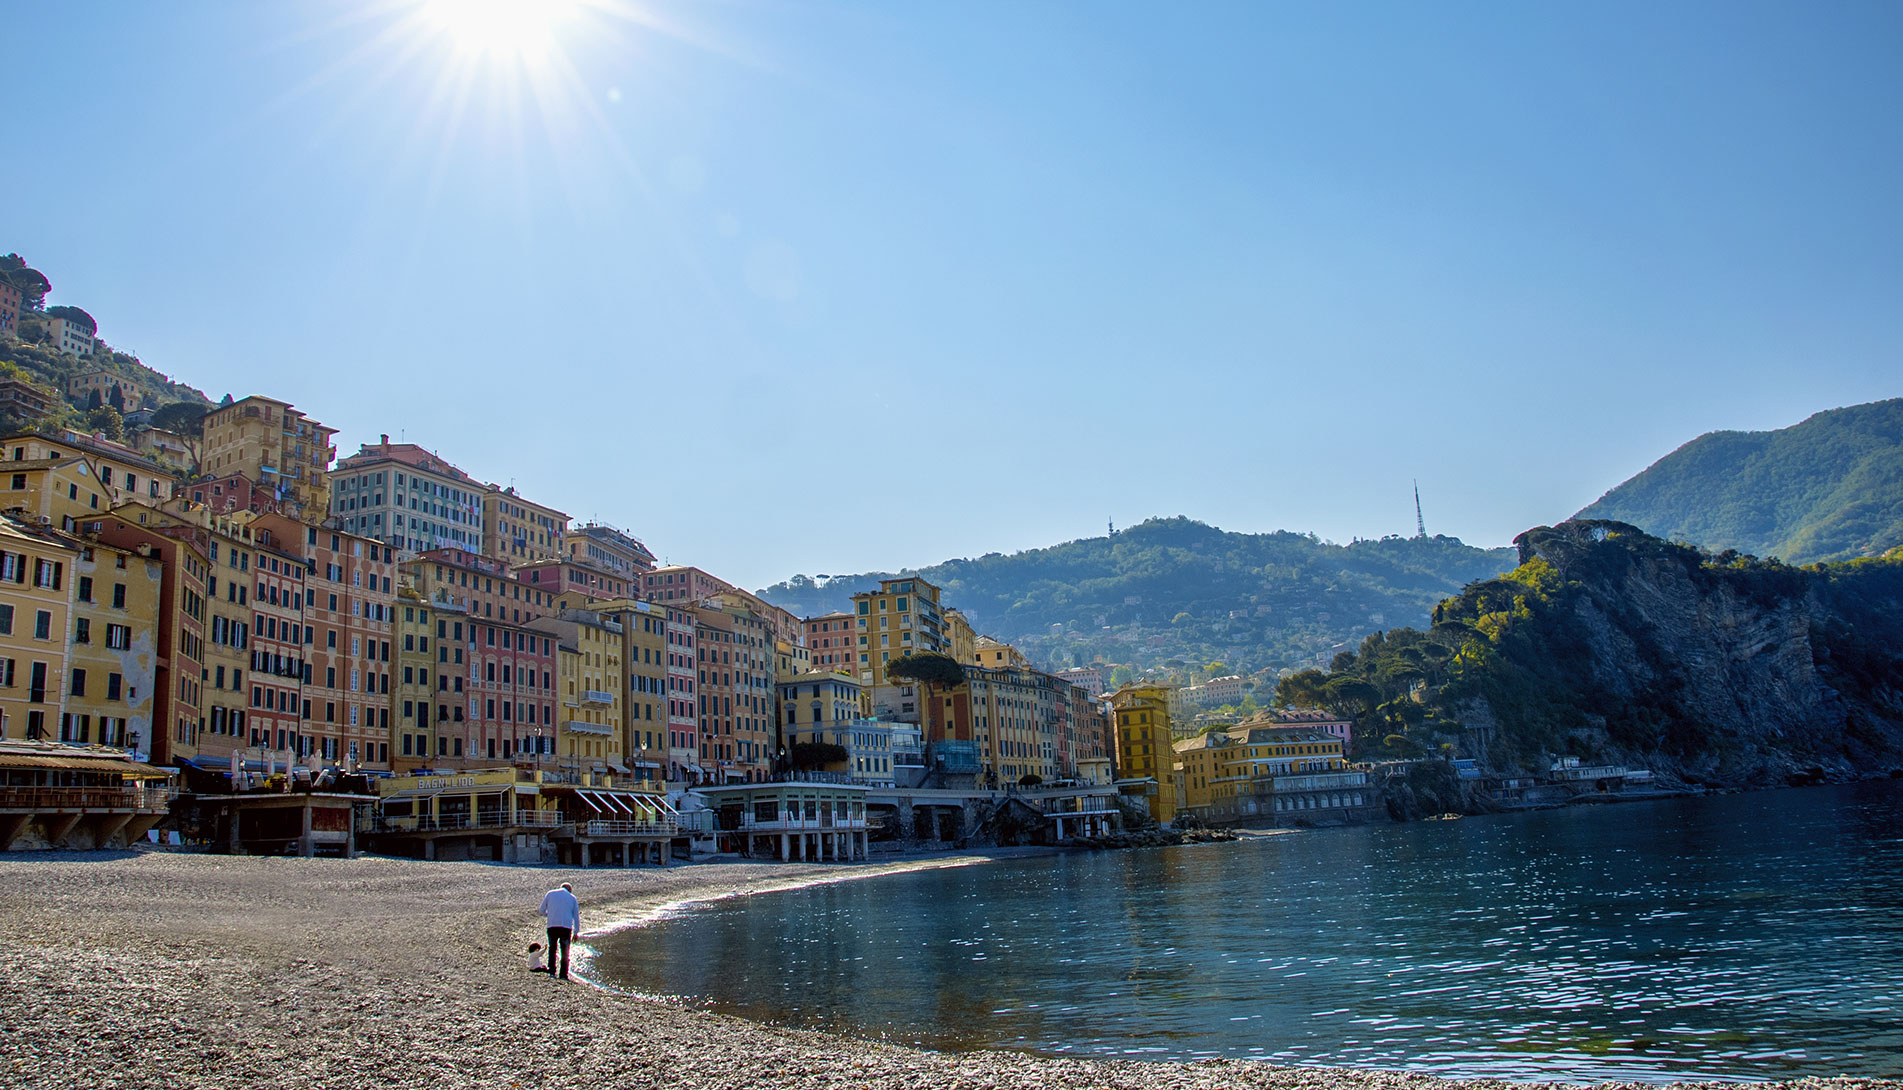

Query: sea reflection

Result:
[592,780,1903,1082]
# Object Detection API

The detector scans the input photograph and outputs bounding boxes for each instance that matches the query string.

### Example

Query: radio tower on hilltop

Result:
[1414,481,1427,539]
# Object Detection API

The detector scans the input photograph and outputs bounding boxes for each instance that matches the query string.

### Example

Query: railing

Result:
[1267,771,1370,792]
[581,690,615,705]
[563,720,612,736]
[0,785,174,811]
[573,819,678,837]
[363,809,565,833]
[732,815,867,832]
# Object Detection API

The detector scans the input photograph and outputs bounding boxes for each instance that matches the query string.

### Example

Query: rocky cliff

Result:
[1283,521,1903,789]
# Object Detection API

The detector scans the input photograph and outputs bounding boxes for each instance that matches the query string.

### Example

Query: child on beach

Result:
[527,941,547,973]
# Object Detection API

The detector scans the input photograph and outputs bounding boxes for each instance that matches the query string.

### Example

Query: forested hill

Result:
[1277,520,1903,789]
[1576,398,1903,564]
[758,517,1515,676]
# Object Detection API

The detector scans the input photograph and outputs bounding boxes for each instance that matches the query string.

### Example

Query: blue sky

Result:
[8,0,1900,588]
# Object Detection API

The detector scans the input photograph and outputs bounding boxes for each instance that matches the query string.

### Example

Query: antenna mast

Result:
[1414,481,1426,538]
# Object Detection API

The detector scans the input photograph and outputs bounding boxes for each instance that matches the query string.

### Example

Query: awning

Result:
[377,786,447,802]
[631,760,661,769]
[574,791,606,813]
[0,753,172,777]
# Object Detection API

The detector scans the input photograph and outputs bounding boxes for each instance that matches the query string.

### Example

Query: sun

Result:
[419,0,579,62]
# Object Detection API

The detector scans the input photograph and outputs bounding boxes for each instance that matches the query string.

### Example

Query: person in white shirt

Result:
[538,882,581,980]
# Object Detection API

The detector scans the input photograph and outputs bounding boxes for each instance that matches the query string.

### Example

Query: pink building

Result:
[664,605,701,782]
[804,612,856,670]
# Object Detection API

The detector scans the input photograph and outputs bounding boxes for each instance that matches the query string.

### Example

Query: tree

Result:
[790,741,848,770]
[0,254,50,310]
[1018,773,1043,787]
[44,305,97,333]
[1205,661,1228,676]
[885,652,965,690]
[149,402,209,436]
[84,405,124,441]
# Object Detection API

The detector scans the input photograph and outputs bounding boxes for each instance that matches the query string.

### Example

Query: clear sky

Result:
[8,1,1900,588]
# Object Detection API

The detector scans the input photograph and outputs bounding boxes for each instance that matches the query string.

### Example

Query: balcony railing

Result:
[0,785,174,812]
[730,814,867,832]
[581,690,615,705]
[563,720,612,736]
[363,809,565,833]
[1266,771,1369,792]
[571,819,678,838]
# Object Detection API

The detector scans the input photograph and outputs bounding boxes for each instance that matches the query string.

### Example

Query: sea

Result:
[591,780,1903,1083]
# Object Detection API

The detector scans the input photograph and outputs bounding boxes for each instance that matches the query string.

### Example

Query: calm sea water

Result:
[594,781,1903,1082]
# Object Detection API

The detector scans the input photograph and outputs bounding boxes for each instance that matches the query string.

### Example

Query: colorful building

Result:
[850,576,947,688]
[691,595,775,783]
[1182,725,1370,826]
[482,486,567,564]
[529,609,625,779]
[199,397,337,520]
[93,509,206,767]
[564,522,653,581]
[663,604,700,782]
[58,535,162,755]
[584,597,669,780]
[402,548,555,766]
[247,514,397,768]
[2,430,175,513]
[46,315,96,357]
[803,612,855,671]
[0,516,76,744]
[1110,682,1178,825]
[391,582,438,769]
[331,437,484,555]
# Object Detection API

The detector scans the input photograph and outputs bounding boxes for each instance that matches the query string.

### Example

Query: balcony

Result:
[571,819,677,838]
[1266,771,1369,792]
[0,785,174,812]
[361,809,565,833]
[581,689,615,706]
[563,720,612,736]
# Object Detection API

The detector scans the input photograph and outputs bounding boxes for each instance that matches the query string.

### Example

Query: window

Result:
[73,618,90,644]
[34,610,50,640]
[69,668,86,697]
[112,583,125,609]
[106,624,131,650]
[77,576,93,602]
[107,673,122,701]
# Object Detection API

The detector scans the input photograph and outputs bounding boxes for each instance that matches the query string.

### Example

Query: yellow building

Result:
[392,582,438,770]
[531,609,625,778]
[585,597,669,781]
[482,486,567,564]
[850,576,947,688]
[1,431,176,517]
[1110,682,1178,825]
[945,607,978,666]
[198,396,337,520]
[59,536,163,753]
[971,636,1029,670]
[0,516,76,743]
[1173,730,1235,815]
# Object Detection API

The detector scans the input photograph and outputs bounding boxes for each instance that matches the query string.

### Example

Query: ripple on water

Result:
[592,781,1903,1083]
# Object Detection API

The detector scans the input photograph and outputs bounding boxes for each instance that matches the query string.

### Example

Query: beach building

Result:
[92,509,207,767]
[1110,682,1179,825]
[530,609,625,780]
[696,778,870,861]
[0,739,174,850]
[584,597,669,780]
[391,582,438,769]
[60,536,162,758]
[1191,726,1371,826]
[0,515,78,746]
[691,594,776,783]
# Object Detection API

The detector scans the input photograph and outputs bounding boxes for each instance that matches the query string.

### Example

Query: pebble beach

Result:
[1,849,1895,1090]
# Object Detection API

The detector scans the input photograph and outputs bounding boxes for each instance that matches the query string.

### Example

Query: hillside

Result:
[758,517,1516,677]
[1279,520,1903,788]
[1576,398,1903,563]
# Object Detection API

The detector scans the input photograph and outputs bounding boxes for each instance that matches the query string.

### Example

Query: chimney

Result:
[380,434,390,454]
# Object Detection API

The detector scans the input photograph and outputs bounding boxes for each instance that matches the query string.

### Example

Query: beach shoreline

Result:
[2,847,1895,1090]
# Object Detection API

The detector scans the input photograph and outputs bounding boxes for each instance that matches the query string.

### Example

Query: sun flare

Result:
[420,0,578,62]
